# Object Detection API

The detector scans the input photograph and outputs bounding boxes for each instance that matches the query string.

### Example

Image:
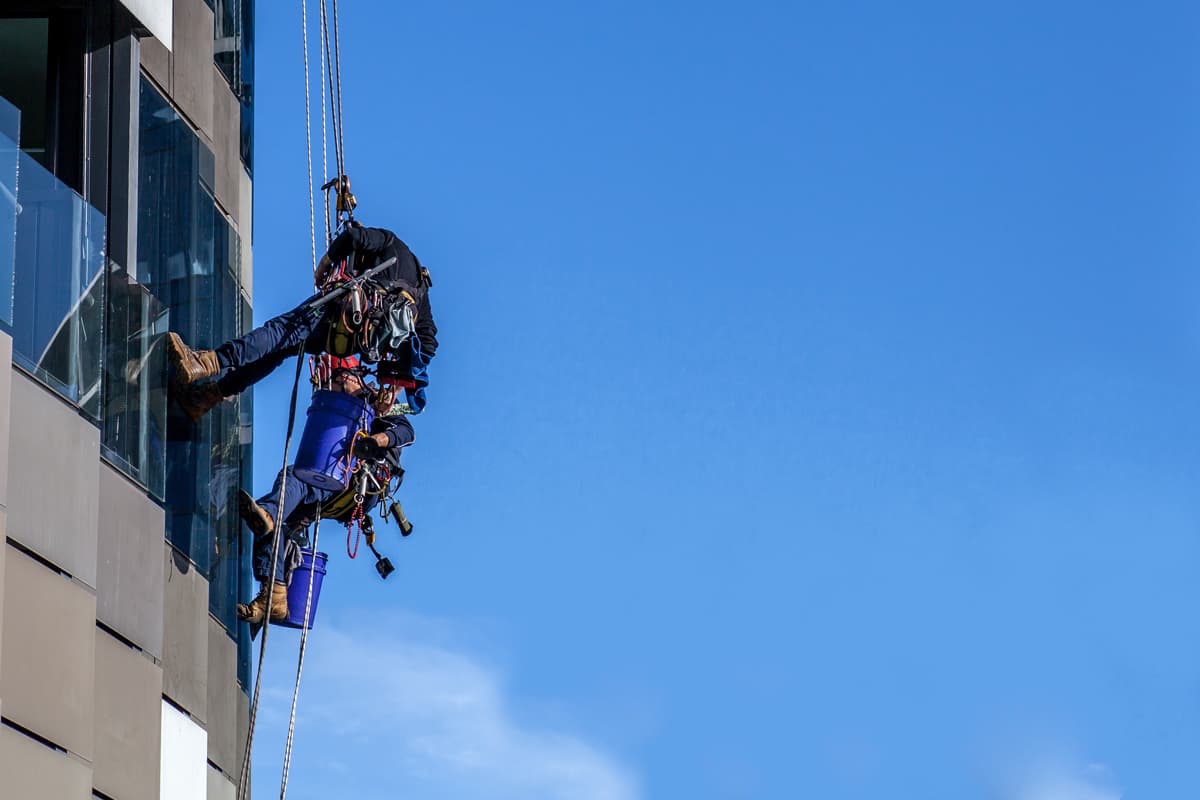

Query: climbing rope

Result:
[279,505,322,798]
[236,2,357,797]
[236,344,306,800]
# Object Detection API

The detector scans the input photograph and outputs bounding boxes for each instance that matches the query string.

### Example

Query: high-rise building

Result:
[0,2,256,798]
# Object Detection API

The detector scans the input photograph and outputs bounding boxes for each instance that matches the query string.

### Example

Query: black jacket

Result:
[326,226,439,359]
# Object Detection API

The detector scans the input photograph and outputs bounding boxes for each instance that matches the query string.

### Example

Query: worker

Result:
[236,357,414,624]
[166,224,438,422]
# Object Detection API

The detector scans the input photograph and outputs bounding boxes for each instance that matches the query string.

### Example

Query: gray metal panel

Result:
[93,628,163,800]
[6,372,101,587]
[208,762,237,800]
[206,618,238,774]
[238,168,253,303]
[141,32,172,91]
[0,725,93,799]
[0,544,96,761]
[205,619,239,775]
[171,0,215,137]
[96,463,166,658]
[162,544,210,722]
[235,682,249,782]
[212,71,241,221]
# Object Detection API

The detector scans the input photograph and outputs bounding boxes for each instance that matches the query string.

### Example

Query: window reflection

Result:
[135,78,254,663]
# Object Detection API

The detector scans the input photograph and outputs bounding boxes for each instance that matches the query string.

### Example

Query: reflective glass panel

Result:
[10,146,105,418]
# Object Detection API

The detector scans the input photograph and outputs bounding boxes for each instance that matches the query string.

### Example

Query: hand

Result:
[352,432,390,459]
[314,254,333,287]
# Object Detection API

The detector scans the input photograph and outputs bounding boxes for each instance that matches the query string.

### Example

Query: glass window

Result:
[0,97,19,329]
[135,78,254,665]
[213,0,240,90]
[239,0,254,173]
[9,134,106,418]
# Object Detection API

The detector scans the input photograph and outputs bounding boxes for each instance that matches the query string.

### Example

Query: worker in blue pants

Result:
[236,361,414,624]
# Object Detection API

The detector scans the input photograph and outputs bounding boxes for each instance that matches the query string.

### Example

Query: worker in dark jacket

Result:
[237,362,414,624]
[166,224,438,422]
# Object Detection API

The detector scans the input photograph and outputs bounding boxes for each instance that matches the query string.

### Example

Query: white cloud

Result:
[1010,761,1121,800]
[251,613,638,800]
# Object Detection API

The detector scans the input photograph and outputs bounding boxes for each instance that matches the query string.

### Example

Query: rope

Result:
[319,0,329,244]
[331,0,348,181]
[236,345,306,800]
[301,0,317,273]
[278,506,322,799]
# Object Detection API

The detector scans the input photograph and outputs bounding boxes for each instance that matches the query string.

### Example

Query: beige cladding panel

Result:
[0,545,96,761]
[208,758,237,800]
[93,628,164,800]
[0,725,93,799]
[6,372,100,586]
[0,332,14,509]
[212,70,241,220]
[162,544,210,722]
[141,33,172,91]
[171,0,215,137]
[96,463,166,658]
[206,618,239,775]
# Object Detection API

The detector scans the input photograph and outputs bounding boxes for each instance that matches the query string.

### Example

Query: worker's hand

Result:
[352,432,391,459]
[314,253,333,287]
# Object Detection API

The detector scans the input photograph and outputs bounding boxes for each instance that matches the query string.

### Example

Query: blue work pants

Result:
[251,466,335,583]
[215,295,323,397]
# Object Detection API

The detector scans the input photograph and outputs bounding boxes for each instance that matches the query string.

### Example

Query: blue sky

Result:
[247,3,1200,798]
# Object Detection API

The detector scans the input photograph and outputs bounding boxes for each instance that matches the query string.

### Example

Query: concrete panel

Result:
[238,167,253,302]
[94,628,163,800]
[0,724,93,799]
[206,619,238,775]
[212,72,241,221]
[208,762,236,800]
[171,0,215,137]
[96,463,166,657]
[0,332,14,509]
[0,544,96,760]
[141,32,172,92]
[235,683,249,781]
[160,700,207,800]
[162,544,209,721]
[121,0,173,49]
[7,372,101,587]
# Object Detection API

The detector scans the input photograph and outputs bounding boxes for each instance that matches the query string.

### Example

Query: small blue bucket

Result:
[276,548,328,629]
[294,389,375,490]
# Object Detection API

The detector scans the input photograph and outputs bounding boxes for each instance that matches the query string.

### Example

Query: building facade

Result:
[0,1,256,798]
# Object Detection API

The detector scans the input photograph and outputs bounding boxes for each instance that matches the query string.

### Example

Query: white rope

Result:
[302,0,317,272]
[318,0,330,243]
[235,4,322,797]
[278,512,322,799]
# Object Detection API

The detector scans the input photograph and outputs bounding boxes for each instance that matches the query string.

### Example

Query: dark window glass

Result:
[213,0,240,90]
[136,79,254,670]
[239,0,254,173]
[0,13,84,190]
[0,97,18,328]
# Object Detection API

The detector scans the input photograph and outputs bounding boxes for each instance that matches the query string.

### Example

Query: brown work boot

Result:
[236,582,289,624]
[175,381,226,423]
[238,489,275,537]
[166,332,220,385]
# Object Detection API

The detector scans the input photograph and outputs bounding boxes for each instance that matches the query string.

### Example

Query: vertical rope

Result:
[318,0,330,243]
[236,346,306,800]
[331,0,348,180]
[301,0,317,272]
[278,508,323,799]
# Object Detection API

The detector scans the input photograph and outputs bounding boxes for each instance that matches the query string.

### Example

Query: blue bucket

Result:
[276,548,328,629]
[294,389,375,490]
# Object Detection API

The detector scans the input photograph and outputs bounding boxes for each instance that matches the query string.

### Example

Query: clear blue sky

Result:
[248,3,1200,798]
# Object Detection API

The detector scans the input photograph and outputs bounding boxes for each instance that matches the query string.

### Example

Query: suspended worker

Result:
[237,356,414,624]
[166,223,438,421]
